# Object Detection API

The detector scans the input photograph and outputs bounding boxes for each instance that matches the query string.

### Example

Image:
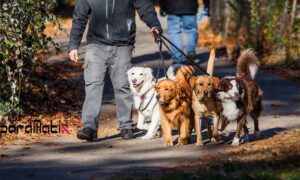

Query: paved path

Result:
[1,15,300,180]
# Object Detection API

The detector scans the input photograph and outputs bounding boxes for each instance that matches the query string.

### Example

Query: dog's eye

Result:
[165,88,169,91]
[199,83,203,86]
[131,73,134,75]
[208,83,212,86]
[140,73,144,76]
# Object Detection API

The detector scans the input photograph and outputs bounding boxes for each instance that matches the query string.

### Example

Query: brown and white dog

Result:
[217,49,263,146]
[189,49,221,146]
[155,65,195,147]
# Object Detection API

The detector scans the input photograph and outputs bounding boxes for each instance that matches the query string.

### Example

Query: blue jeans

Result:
[167,15,198,63]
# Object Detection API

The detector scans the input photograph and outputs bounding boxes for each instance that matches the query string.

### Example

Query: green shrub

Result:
[0,0,59,121]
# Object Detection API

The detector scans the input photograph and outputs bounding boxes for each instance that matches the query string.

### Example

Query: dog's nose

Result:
[156,95,160,100]
[234,92,239,97]
[132,79,137,83]
[204,90,208,95]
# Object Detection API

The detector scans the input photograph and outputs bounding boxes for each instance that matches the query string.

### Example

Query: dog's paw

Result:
[177,137,187,145]
[231,137,240,146]
[195,141,204,146]
[137,123,143,130]
[142,124,149,130]
[176,143,184,146]
[211,137,219,143]
[254,130,260,139]
[177,140,188,146]
[137,123,149,130]
[141,135,153,140]
[219,130,230,137]
[164,142,174,147]
[164,138,173,147]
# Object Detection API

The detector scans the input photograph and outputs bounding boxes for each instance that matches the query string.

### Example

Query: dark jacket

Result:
[68,0,161,51]
[159,0,198,15]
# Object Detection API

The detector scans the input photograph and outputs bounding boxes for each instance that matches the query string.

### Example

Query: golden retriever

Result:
[189,49,221,146]
[155,65,195,147]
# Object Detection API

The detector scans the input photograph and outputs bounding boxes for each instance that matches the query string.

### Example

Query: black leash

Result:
[138,91,156,112]
[138,31,211,112]
[137,34,166,112]
[158,34,209,76]
[155,37,168,82]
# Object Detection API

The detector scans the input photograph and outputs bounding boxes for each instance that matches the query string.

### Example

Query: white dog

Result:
[127,67,161,140]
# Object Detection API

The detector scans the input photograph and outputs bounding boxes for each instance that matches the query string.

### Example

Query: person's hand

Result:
[69,49,79,62]
[150,27,161,36]
[150,27,162,43]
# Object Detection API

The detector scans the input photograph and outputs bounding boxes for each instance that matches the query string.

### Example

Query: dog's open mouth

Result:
[132,81,144,88]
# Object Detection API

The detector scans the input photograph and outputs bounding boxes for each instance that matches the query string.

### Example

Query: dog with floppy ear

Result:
[189,49,221,146]
[127,67,161,140]
[217,49,263,146]
[155,65,195,147]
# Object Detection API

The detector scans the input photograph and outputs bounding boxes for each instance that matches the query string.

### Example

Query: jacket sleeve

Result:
[133,0,161,29]
[68,0,91,52]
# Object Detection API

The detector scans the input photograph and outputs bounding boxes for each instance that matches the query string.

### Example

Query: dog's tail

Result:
[236,49,260,80]
[176,65,195,81]
[207,48,216,76]
[166,64,180,81]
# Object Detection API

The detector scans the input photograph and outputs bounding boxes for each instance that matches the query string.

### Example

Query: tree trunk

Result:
[209,0,225,32]
[274,0,290,62]
[286,0,297,64]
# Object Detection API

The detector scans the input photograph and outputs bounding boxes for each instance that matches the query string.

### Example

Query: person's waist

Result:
[86,38,135,46]
[165,9,197,15]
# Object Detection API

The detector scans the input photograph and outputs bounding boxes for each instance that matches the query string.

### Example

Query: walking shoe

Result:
[77,127,98,142]
[187,52,200,63]
[120,129,135,139]
[182,52,199,65]
[187,52,197,60]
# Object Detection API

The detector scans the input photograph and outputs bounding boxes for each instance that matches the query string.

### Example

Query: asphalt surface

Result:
[1,14,300,180]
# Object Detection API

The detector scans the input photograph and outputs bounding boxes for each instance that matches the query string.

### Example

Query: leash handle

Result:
[153,28,163,44]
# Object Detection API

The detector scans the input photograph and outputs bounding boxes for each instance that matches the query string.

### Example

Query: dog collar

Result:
[139,85,154,101]
[140,94,146,101]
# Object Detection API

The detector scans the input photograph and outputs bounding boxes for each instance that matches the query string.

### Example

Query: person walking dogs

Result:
[159,0,198,63]
[68,0,162,141]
